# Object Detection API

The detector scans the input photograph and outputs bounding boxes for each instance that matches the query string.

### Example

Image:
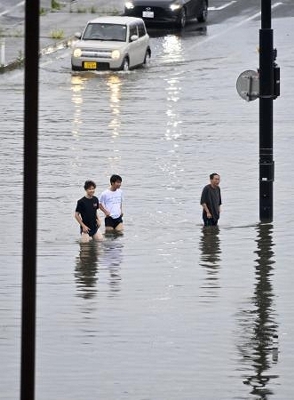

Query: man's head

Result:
[210,173,220,187]
[84,180,96,197]
[84,180,96,190]
[110,174,122,191]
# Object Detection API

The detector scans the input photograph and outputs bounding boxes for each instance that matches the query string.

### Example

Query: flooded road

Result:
[1,6,294,400]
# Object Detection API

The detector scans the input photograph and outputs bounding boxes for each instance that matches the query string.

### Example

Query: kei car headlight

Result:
[111,50,121,60]
[73,48,82,58]
[170,3,181,11]
[125,1,134,9]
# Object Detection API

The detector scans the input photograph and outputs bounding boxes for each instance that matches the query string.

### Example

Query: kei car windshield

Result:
[82,23,127,42]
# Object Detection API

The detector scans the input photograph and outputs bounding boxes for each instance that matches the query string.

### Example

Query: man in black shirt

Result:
[75,180,103,242]
[200,173,222,226]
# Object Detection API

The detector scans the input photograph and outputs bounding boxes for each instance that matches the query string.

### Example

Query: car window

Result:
[138,23,146,38]
[83,23,127,42]
[129,25,138,41]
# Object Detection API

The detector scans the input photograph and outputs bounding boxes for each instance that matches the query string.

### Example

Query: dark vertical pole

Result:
[259,0,274,222]
[21,1,40,399]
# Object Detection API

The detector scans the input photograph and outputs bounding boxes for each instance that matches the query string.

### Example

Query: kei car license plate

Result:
[142,11,154,18]
[84,61,97,69]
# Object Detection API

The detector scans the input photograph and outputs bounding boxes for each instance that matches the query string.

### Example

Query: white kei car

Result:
[71,16,151,72]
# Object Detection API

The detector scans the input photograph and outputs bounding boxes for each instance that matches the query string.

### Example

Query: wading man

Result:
[200,173,222,226]
[75,180,103,242]
[99,174,124,233]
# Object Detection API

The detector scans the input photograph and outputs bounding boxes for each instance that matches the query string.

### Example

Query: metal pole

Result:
[20,1,40,399]
[259,0,274,222]
[0,39,5,66]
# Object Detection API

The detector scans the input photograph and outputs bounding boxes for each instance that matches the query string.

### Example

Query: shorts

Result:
[203,216,218,226]
[80,226,98,237]
[105,215,123,229]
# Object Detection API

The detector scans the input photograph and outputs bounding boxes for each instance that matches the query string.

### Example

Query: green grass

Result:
[50,29,64,39]
[17,50,24,65]
[40,7,47,16]
[70,6,121,15]
[51,0,62,11]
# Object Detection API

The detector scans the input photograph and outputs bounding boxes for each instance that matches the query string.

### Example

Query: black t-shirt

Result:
[200,184,222,221]
[75,196,99,230]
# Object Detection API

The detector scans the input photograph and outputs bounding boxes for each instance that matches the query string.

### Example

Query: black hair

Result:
[210,173,219,180]
[110,174,122,184]
[84,180,96,190]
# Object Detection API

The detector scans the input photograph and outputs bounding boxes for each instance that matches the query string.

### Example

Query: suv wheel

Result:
[176,8,186,29]
[197,1,208,23]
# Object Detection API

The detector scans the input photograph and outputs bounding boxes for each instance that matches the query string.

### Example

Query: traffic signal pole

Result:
[259,0,275,222]
[21,1,39,399]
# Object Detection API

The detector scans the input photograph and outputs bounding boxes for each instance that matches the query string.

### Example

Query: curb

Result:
[0,36,75,74]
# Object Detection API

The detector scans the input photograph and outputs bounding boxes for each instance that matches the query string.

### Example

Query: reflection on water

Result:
[237,224,279,398]
[199,226,221,300]
[75,241,100,299]
[106,74,122,138]
[100,236,123,296]
[71,75,85,138]
[162,34,184,63]
[148,25,207,38]
[74,237,123,299]
[186,25,207,36]
[165,73,183,143]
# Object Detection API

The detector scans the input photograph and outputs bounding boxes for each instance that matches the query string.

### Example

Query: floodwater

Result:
[1,14,294,400]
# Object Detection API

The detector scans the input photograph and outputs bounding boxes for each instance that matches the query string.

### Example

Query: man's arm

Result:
[201,202,212,218]
[99,203,110,217]
[96,211,102,227]
[74,211,89,233]
[200,186,212,218]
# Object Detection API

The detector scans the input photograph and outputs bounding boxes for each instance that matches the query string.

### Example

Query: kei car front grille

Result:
[81,49,112,59]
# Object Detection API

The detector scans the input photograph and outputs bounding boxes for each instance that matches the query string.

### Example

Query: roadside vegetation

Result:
[0,28,23,38]
[69,5,121,15]
[50,29,64,40]
[51,0,62,11]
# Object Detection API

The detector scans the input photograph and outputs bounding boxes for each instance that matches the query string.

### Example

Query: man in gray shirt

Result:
[200,173,222,226]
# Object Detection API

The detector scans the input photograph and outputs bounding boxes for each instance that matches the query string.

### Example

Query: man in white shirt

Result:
[99,174,124,233]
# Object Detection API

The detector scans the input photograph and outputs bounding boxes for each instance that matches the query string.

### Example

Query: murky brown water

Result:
[1,15,294,400]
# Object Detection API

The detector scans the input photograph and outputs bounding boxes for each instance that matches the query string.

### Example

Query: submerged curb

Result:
[0,36,75,74]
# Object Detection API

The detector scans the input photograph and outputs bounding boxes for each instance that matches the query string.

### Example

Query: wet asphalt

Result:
[1,1,294,399]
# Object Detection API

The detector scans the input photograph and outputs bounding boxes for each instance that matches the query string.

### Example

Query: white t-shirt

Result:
[99,188,123,219]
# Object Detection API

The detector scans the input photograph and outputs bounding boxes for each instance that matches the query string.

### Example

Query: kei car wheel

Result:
[143,49,151,66]
[176,8,186,29]
[197,1,208,23]
[121,57,130,71]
